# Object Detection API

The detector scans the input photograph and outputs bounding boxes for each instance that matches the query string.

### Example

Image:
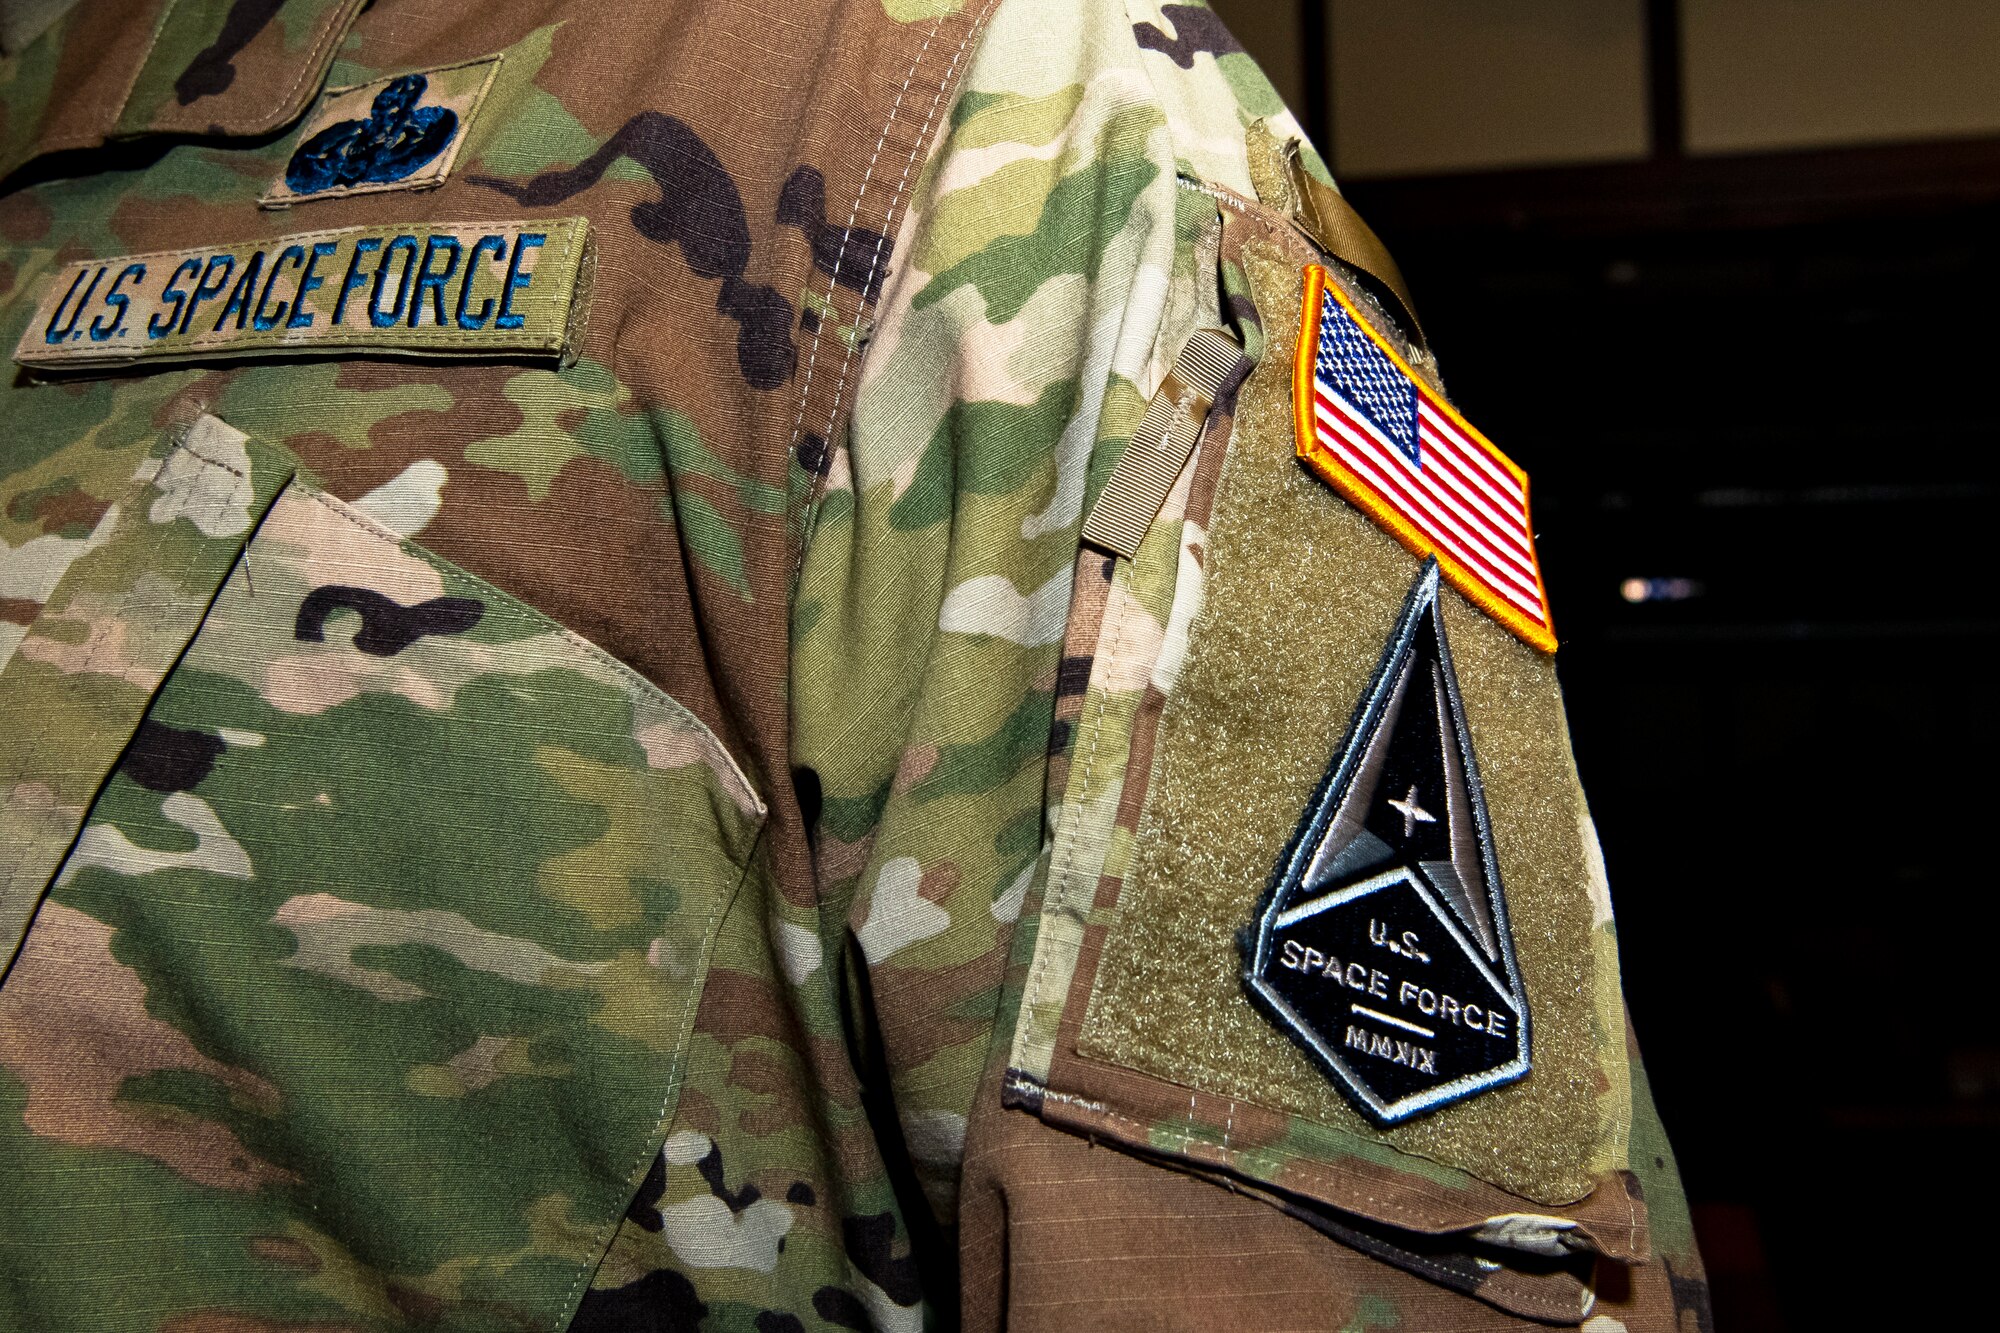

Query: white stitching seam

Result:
[785,0,1005,588]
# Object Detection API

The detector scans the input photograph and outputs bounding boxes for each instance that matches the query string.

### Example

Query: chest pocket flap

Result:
[0,417,764,1330]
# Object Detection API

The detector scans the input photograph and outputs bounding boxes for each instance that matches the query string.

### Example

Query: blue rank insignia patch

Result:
[264,56,502,208]
[1242,557,1531,1124]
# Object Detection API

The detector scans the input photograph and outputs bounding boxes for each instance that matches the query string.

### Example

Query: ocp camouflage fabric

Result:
[0,1,1709,1330]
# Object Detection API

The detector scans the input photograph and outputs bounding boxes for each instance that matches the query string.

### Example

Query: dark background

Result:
[1213,2,1999,1327]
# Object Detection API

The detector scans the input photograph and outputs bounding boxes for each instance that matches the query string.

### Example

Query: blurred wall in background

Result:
[1681,0,2000,154]
[1331,0,1649,175]
[1209,2,2000,1328]
[1233,0,2000,170]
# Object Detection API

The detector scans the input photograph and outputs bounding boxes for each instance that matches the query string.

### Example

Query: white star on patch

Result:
[1386,785,1436,839]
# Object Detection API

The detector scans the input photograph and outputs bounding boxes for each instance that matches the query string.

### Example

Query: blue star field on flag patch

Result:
[1316,301,1420,464]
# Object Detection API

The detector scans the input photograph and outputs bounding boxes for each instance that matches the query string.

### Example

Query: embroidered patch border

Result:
[1242,558,1532,1125]
[15,217,592,370]
[262,55,503,208]
[1293,264,1558,652]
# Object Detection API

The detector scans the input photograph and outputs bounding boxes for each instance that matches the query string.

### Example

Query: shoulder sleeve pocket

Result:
[1001,202,1643,1325]
[0,418,764,1331]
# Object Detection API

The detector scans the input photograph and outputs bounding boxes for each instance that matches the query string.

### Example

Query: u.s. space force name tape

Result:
[15,217,592,370]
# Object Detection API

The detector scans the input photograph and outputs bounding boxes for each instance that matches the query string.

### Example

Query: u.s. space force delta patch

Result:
[1243,557,1531,1124]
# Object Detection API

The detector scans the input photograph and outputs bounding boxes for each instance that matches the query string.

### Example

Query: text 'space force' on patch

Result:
[17,218,591,369]
[1243,557,1533,1125]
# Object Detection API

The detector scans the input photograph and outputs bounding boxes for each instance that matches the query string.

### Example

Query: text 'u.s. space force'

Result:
[1277,916,1512,1074]
[42,230,549,346]
[15,218,589,369]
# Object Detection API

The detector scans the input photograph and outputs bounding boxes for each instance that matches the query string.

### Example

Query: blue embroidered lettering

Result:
[287,241,338,330]
[70,268,108,342]
[369,235,420,329]
[494,232,545,331]
[213,250,268,332]
[177,254,237,335]
[252,246,306,332]
[149,259,202,339]
[455,234,507,330]
[334,237,383,326]
[16,217,588,368]
[410,235,462,329]
[89,263,145,342]
[42,267,93,345]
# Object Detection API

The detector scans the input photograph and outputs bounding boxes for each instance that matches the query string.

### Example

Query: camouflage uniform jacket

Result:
[0,0,1709,1329]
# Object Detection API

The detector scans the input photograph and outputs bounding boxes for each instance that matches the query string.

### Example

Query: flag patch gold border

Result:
[1292,264,1558,653]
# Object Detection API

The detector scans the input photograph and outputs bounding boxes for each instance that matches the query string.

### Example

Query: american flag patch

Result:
[1293,265,1556,652]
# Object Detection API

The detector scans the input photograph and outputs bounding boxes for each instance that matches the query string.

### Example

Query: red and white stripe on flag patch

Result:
[1292,264,1557,652]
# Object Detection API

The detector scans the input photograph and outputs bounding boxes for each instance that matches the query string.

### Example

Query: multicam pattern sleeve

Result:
[796,2,1713,1330]
[792,0,1294,1226]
